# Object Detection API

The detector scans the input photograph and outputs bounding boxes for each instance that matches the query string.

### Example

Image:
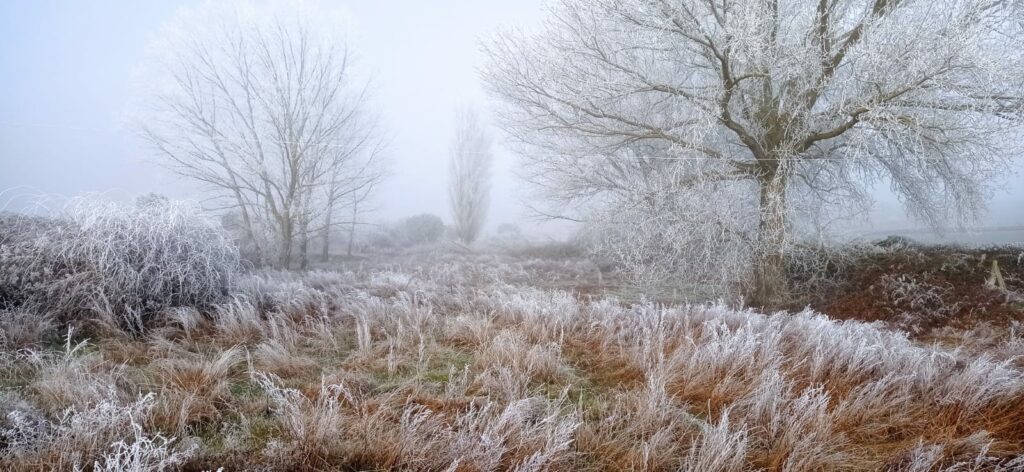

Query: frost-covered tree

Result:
[484,0,1024,305]
[448,107,494,245]
[136,0,386,269]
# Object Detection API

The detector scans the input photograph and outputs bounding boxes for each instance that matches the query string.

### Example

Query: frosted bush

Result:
[0,198,240,332]
[879,274,959,332]
[393,214,446,247]
[0,309,55,349]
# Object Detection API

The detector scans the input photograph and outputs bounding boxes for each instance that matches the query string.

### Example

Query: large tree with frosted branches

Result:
[484,0,1024,305]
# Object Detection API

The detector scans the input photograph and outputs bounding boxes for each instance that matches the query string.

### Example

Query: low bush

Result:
[393,214,446,246]
[503,240,584,260]
[356,214,447,254]
[0,198,240,332]
[785,241,1024,336]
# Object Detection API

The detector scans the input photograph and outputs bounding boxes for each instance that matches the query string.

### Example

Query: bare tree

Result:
[137,1,386,268]
[448,107,494,245]
[325,162,386,261]
[306,137,388,266]
[484,0,1024,305]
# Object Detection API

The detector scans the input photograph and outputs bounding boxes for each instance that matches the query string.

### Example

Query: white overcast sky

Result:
[0,0,1021,241]
[0,0,545,231]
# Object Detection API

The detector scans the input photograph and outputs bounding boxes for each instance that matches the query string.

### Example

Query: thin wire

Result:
[0,119,946,161]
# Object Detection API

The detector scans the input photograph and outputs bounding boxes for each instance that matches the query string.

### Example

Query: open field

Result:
[7,0,1024,470]
[2,249,1024,471]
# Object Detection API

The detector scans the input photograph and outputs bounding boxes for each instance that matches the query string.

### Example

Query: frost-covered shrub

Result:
[578,195,755,300]
[356,214,448,253]
[0,213,72,308]
[785,243,885,299]
[0,309,55,350]
[0,199,240,332]
[496,223,522,238]
[393,214,446,246]
[877,274,959,332]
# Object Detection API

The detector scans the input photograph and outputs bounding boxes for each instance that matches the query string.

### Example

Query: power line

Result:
[0,119,961,162]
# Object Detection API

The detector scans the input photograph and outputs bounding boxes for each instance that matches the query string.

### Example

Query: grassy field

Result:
[2,249,1023,471]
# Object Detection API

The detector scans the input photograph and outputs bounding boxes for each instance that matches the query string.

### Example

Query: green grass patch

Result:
[229,379,264,399]
[363,346,475,392]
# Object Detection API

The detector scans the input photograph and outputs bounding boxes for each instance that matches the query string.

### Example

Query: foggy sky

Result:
[0,1,544,230]
[1,0,1021,242]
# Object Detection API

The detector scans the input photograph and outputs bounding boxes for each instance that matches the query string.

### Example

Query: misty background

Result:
[1,0,1022,243]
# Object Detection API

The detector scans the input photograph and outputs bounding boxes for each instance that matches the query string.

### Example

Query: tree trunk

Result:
[750,170,788,308]
[278,216,293,269]
[299,219,309,270]
[346,201,359,258]
[321,201,333,263]
[233,195,262,264]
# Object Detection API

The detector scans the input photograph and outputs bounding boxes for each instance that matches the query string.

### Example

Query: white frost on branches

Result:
[136,0,387,268]
[484,0,1024,303]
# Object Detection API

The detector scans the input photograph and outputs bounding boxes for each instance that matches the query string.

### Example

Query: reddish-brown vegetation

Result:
[794,243,1024,339]
[2,230,1023,470]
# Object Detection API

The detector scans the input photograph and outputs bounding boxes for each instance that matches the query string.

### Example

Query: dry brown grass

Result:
[1,251,1023,471]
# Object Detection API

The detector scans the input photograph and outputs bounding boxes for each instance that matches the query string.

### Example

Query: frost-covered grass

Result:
[1,251,1023,470]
